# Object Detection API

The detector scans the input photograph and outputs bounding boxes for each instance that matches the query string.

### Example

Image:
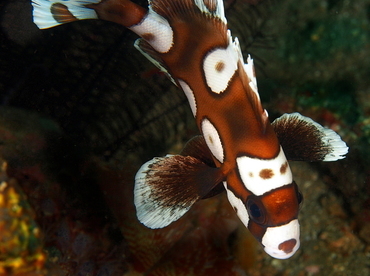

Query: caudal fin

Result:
[32,0,100,29]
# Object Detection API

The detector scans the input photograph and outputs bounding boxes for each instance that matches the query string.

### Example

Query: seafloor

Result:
[0,0,369,275]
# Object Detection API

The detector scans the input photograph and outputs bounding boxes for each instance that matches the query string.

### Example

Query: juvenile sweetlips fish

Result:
[31,0,349,259]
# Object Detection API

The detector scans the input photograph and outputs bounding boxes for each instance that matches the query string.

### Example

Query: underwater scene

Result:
[0,0,369,275]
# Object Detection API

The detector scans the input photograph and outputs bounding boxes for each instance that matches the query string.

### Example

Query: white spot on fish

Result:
[130,10,173,53]
[178,80,197,117]
[201,118,224,162]
[237,147,292,196]
[203,42,238,94]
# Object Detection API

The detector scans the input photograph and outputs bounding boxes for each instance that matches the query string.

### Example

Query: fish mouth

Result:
[261,219,300,259]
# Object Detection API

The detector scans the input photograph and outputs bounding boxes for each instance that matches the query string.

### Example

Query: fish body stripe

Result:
[237,147,293,196]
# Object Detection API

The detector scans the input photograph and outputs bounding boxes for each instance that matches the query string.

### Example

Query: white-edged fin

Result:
[244,55,259,97]
[150,0,226,24]
[193,0,226,23]
[134,154,225,228]
[272,113,349,162]
[134,39,176,85]
[32,0,100,29]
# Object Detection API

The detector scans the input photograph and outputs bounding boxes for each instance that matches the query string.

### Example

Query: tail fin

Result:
[32,0,100,29]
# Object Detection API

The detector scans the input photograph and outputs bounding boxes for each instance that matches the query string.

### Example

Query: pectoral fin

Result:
[181,135,225,198]
[134,154,225,229]
[272,113,348,162]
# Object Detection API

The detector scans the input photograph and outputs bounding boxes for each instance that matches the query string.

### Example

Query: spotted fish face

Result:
[224,147,302,259]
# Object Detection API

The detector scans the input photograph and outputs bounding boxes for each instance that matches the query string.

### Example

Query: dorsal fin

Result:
[222,35,267,134]
[238,56,267,133]
[134,39,177,85]
[149,0,226,24]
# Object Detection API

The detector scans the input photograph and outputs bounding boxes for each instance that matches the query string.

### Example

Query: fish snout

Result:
[262,219,300,259]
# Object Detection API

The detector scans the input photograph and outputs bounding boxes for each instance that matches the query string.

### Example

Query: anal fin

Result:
[134,154,225,228]
[272,113,349,162]
[134,39,176,85]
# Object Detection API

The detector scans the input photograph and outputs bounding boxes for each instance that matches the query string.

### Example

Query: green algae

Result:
[281,17,369,63]
[294,80,360,125]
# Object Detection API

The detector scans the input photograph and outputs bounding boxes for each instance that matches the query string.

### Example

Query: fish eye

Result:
[247,199,266,225]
